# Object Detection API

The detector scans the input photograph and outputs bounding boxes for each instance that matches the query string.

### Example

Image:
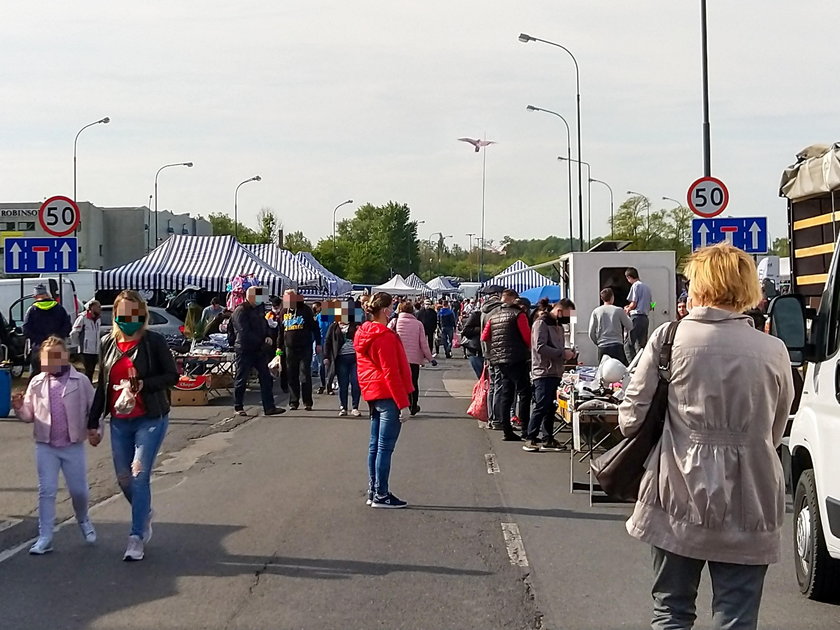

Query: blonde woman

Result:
[87,290,178,561]
[619,244,794,629]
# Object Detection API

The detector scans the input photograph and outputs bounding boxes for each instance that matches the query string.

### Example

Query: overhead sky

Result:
[1,1,835,251]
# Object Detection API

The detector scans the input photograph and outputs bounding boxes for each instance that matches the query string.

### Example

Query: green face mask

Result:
[115,319,144,336]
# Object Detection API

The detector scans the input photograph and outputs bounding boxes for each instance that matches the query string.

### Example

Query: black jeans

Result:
[526,377,559,441]
[234,350,276,412]
[598,344,628,366]
[285,346,313,407]
[425,331,435,356]
[494,362,531,435]
[81,353,98,381]
[409,363,420,411]
[625,313,650,363]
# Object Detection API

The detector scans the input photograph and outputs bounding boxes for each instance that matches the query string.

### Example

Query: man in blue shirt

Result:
[623,267,653,363]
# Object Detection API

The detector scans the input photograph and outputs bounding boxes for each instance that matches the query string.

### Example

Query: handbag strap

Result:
[657,319,682,381]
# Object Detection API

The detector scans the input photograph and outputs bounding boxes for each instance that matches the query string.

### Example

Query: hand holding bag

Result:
[466,365,490,421]
[591,320,681,501]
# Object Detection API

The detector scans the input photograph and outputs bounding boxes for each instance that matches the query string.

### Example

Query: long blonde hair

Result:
[111,290,150,339]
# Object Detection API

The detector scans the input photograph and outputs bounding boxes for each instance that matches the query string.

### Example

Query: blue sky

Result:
[1,1,835,252]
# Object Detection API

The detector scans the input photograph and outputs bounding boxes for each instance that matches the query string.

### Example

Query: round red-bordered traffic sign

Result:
[687,176,729,218]
[38,196,81,237]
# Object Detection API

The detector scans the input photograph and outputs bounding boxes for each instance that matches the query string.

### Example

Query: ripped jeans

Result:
[110,415,169,538]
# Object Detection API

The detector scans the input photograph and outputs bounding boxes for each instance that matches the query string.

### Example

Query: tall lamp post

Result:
[526,105,575,251]
[465,232,476,281]
[700,0,711,176]
[519,33,583,248]
[146,194,153,253]
[154,162,193,247]
[589,178,614,239]
[73,116,110,203]
[457,137,495,282]
[234,175,261,241]
[558,156,592,245]
[332,199,354,254]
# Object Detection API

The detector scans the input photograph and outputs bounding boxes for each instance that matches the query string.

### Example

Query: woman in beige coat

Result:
[619,243,793,630]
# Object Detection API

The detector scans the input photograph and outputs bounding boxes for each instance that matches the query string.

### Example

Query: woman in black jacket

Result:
[460,308,484,378]
[323,312,361,416]
[87,290,178,562]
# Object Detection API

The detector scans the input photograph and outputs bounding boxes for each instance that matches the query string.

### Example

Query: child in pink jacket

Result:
[389,302,433,415]
[13,336,96,555]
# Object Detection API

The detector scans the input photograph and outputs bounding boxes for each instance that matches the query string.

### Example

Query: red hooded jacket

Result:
[354,320,414,410]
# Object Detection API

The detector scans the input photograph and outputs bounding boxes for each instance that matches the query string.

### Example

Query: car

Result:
[100,305,190,352]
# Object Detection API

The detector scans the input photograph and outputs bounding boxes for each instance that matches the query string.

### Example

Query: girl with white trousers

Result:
[14,336,97,554]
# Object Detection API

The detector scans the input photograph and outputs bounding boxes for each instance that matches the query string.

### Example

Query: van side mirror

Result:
[767,294,807,367]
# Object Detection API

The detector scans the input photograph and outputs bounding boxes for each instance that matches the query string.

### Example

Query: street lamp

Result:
[558,156,592,244]
[519,33,583,249]
[526,105,575,251]
[627,189,651,235]
[332,199,354,254]
[701,0,711,176]
[590,178,614,239]
[466,232,476,281]
[154,162,193,246]
[73,116,110,203]
[146,194,152,253]
[234,175,261,241]
[662,196,682,208]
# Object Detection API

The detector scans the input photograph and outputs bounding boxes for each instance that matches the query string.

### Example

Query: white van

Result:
[0,276,81,331]
[40,269,98,304]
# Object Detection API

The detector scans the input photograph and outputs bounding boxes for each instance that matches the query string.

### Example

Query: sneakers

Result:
[338,408,348,417]
[143,509,154,544]
[511,415,522,426]
[366,490,374,506]
[289,403,299,411]
[263,408,286,416]
[29,537,53,555]
[489,423,504,431]
[304,405,313,411]
[79,519,97,544]
[370,493,407,509]
[317,386,325,394]
[234,409,247,417]
[522,439,541,452]
[502,433,523,442]
[123,535,144,561]
[410,405,420,416]
[351,408,361,417]
[540,438,565,452]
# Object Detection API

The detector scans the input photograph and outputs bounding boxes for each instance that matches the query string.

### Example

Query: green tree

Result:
[207,212,260,243]
[256,207,281,244]
[284,230,313,254]
[770,237,789,257]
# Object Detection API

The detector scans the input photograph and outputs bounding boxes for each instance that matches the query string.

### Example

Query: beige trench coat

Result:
[618,307,794,565]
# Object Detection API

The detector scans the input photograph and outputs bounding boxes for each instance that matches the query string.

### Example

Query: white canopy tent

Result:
[426,276,458,294]
[372,274,417,295]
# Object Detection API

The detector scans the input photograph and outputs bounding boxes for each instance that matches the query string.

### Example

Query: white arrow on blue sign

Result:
[4,237,78,274]
[691,217,768,254]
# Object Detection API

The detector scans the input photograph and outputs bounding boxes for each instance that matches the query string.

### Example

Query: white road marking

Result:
[485,453,500,474]
[501,522,529,567]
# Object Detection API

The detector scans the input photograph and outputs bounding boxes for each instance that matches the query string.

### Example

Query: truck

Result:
[772,143,840,599]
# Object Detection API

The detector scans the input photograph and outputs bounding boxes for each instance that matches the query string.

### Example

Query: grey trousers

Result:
[651,546,768,630]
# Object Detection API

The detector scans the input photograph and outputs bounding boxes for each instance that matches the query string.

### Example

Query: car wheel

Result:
[794,469,840,600]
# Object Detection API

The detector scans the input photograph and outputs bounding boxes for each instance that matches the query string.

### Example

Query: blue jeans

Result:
[110,415,169,538]
[336,354,360,409]
[440,326,454,355]
[367,399,402,496]
[468,354,484,379]
[527,377,560,441]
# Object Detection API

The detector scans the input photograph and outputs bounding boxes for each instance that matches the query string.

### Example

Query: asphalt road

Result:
[0,358,837,629]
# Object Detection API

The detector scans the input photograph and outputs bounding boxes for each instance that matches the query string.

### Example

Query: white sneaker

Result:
[351,408,361,417]
[29,537,53,555]
[123,535,144,561]
[79,520,97,544]
[143,509,154,544]
[338,408,348,417]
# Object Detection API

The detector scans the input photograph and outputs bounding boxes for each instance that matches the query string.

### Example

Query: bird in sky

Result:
[458,138,497,152]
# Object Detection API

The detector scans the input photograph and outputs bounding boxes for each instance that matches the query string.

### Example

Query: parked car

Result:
[99,305,189,352]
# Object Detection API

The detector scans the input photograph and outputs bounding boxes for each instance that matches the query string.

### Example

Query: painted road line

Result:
[485,453,500,474]
[501,522,529,567]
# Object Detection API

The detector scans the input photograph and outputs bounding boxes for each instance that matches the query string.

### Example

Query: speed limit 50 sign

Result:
[687,176,729,218]
[39,196,81,237]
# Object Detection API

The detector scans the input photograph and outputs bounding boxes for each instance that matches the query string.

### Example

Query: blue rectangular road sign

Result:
[3,237,78,274]
[691,217,768,254]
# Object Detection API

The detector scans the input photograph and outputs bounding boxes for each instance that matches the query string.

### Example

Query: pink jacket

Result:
[17,367,95,444]
[389,313,433,365]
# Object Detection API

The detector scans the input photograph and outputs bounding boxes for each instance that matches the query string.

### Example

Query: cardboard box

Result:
[171,388,208,406]
[208,373,233,389]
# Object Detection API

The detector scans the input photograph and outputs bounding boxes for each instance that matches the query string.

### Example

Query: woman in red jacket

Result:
[354,292,414,508]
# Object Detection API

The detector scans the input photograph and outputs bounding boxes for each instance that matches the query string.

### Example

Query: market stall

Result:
[483,260,555,294]
[246,244,322,289]
[373,274,418,296]
[295,251,352,296]
[404,273,433,296]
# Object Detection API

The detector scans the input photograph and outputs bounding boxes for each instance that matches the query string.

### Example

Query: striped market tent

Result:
[484,260,554,294]
[246,244,322,288]
[97,235,294,295]
[295,251,352,296]
[404,273,433,296]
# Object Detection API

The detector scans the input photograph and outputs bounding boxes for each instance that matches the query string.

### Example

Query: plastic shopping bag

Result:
[466,366,489,422]
[452,333,462,349]
[268,354,283,378]
[112,379,137,415]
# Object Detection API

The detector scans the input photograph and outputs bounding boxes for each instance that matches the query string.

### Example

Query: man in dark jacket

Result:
[480,295,503,426]
[282,289,321,411]
[23,284,71,376]
[228,286,284,417]
[437,300,457,358]
[481,290,531,441]
[460,308,483,377]
[415,299,438,355]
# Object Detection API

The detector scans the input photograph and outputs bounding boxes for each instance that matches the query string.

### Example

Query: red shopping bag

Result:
[466,366,489,421]
[452,332,462,349]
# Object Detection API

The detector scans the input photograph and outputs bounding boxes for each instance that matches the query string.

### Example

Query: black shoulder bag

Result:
[591,319,681,502]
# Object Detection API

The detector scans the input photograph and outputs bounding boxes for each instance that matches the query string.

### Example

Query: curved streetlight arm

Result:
[73,116,110,203]
[519,35,580,93]
[662,196,683,207]
[590,178,615,238]
[153,161,193,247]
[332,199,354,252]
[234,176,262,241]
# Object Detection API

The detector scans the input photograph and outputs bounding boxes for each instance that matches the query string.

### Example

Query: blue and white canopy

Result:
[426,275,458,295]
[97,235,294,295]
[295,251,352,296]
[246,244,322,288]
[484,260,554,294]
[404,273,433,296]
